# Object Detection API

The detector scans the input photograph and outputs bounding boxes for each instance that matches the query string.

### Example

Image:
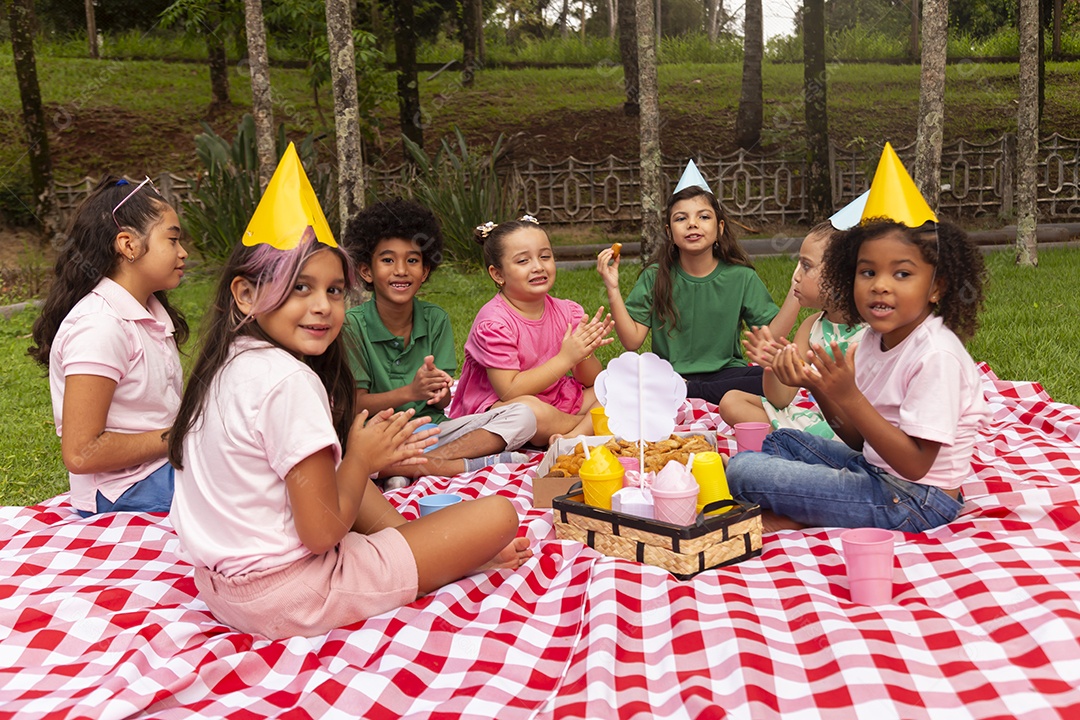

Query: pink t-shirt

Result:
[49,277,182,511]
[855,315,989,490]
[170,337,342,577]
[450,294,586,418]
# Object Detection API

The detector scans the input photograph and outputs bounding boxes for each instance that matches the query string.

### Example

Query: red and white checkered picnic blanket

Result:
[2,364,1080,719]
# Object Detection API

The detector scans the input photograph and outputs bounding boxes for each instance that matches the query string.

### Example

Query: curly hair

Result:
[649,187,752,334]
[29,175,189,366]
[821,219,986,342]
[342,198,444,292]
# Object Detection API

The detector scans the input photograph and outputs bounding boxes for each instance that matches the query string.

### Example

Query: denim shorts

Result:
[77,462,175,517]
[725,429,964,532]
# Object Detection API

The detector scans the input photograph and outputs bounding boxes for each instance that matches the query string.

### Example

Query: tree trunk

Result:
[462,0,478,87]
[909,0,920,63]
[207,0,230,108]
[243,0,276,191]
[707,0,723,42]
[914,0,946,210]
[7,0,56,234]
[476,1,486,64]
[735,0,762,150]
[803,0,831,221]
[325,0,366,229]
[1017,0,1040,266]
[1038,0,1046,124]
[1053,0,1062,60]
[580,0,587,41]
[608,0,616,39]
[84,0,98,59]
[654,0,661,44]
[636,0,662,258]
[559,0,569,39]
[393,0,423,160]
[618,0,639,116]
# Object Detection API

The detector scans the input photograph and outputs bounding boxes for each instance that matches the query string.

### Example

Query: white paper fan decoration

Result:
[595,352,686,442]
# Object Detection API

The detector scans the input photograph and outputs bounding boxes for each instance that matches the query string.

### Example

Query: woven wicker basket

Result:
[552,488,762,580]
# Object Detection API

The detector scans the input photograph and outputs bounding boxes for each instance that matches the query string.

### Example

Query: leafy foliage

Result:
[310,29,396,142]
[182,114,337,262]
[159,0,244,38]
[263,1,392,139]
[402,127,512,267]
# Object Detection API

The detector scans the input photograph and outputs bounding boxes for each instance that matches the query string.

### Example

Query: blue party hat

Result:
[672,159,713,195]
[828,190,870,231]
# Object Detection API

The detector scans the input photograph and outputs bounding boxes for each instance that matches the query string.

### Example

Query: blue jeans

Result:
[726,429,964,532]
[77,462,175,517]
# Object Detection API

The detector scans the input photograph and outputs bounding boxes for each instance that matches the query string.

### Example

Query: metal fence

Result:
[54,133,1080,227]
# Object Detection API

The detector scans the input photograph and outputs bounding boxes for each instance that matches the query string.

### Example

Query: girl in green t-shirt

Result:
[597,184,799,405]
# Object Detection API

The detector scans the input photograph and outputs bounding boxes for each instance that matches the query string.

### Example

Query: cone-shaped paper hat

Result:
[673,159,713,195]
[861,142,937,228]
[828,190,870,231]
[242,143,337,249]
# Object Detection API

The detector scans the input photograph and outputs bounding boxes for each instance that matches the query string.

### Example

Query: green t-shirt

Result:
[342,299,457,424]
[624,262,780,375]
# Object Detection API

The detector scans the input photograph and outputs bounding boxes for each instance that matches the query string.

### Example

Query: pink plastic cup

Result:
[841,528,897,605]
[733,421,770,453]
[651,485,699,526]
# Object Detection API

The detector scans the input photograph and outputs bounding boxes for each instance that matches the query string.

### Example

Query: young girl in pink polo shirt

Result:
[30,176,189,516]
[451,216,614,445]
[168,233,531,639]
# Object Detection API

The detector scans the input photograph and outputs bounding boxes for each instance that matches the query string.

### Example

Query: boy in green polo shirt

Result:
[342,199,537,488]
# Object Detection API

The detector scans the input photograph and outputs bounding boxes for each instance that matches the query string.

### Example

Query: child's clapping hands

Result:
[560,307,615,365]
[347,408,440,473]
[410,355,453,406]
[742,325,785,368]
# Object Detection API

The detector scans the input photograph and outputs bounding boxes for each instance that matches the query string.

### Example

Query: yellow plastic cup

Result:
[590,407,611,435]
[579,445,624,510]
[691,451,732,513]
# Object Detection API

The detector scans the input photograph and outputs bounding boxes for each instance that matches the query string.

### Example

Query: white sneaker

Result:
[383,476,411,490]
[509,452,532,464]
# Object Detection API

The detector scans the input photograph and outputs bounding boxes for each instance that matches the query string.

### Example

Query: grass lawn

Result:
[2,246,1079,507]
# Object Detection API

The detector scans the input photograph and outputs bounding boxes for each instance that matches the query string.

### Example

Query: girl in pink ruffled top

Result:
[451,217,614,446]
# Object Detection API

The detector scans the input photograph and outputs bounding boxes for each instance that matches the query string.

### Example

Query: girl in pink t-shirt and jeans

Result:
[726,220,989,533]
[168,233,531,639]
[29,176,189,515]
[451,216,614,445]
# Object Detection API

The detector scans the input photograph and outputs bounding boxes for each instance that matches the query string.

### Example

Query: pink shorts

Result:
[194,528,418,639]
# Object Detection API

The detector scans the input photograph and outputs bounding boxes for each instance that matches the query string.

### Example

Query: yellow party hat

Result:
[242,143,337,249]
[861,142,937,228]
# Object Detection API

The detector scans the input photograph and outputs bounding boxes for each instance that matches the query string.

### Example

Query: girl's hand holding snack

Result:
[348,408,439,472]
[596,247,621,289]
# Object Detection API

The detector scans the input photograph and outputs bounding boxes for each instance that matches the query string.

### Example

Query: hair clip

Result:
[518,214,539,225]
[115,179,130,186]
[476,221,496,238]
